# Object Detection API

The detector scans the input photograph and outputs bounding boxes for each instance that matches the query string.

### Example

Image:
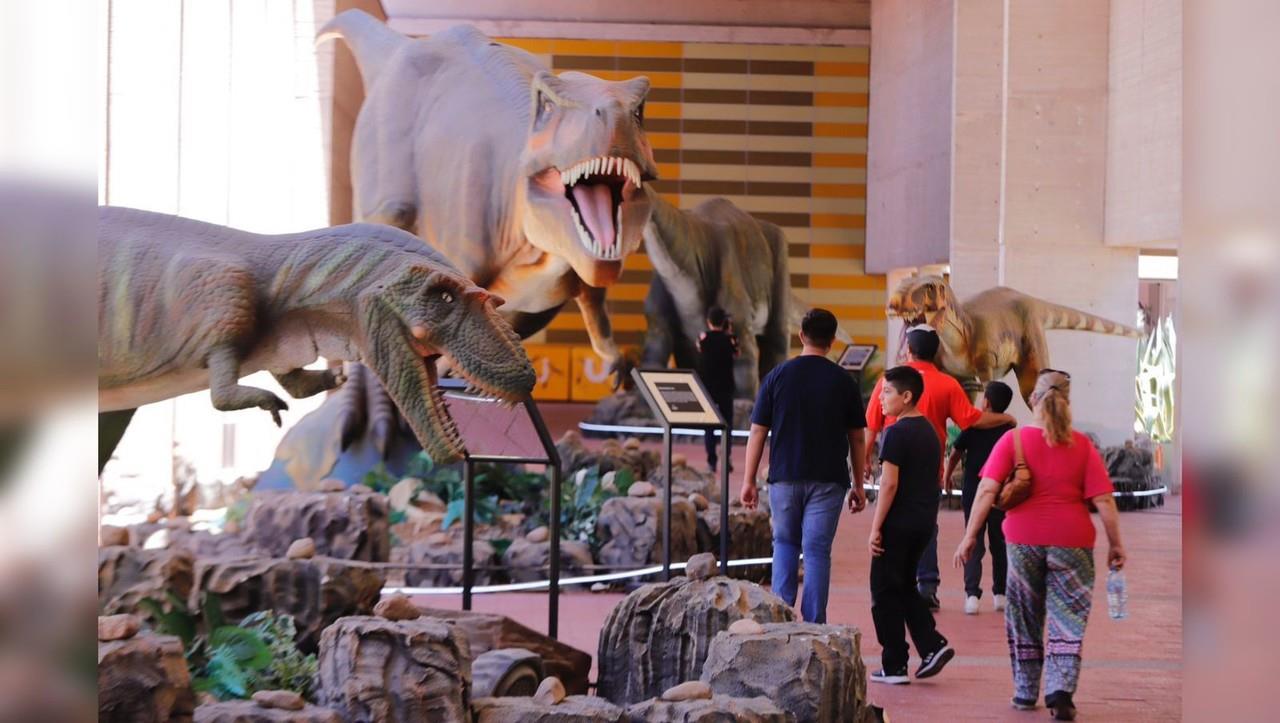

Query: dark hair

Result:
[983,381,1014,413]
[706,306,728,328]
[884,365,925,405]
[906,328,940,362]
[800,308,838,347]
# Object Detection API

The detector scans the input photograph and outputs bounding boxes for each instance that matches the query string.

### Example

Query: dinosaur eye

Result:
[441,291,453,303]
[534,91,555,129]
[633,101,645,125]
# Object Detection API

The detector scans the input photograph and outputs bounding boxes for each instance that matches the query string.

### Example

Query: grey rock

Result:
[728,619,764,635]
[100,525,130,547]
[98,546,194,621]
[526,525,550,543]
[596,496,698,573]
[533,675,566,705]
[317,616,471,723]
[684,553,717,581]
[701,622,869,723]
[98,614,142,641]
[251,690,305,710]
[374,593,421,621]
[191,556,385,652]
[195,700,340,722]
[244,490,390,562]
[503,538,593,583]
[472,648,544,698]
[98,631,195,723]
[596,576,795,705]
[628,481,656,498]
[472,695,625,722]
[661,680,712,701]
[626,695,793,722]
[399,538,497,588]
[696,504,772,583]
[286,537,316,560]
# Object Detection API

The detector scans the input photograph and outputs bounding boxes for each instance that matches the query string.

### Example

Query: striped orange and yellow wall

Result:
[501,38,884,400]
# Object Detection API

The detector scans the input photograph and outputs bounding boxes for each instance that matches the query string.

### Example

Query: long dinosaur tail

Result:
[788,292,854,345]
[317,9,407,90]
[1033,299,1140,338]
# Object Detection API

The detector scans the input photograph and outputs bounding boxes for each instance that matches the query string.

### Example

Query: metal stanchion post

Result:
[720,423,730,575]
[548,463,561,639]
[663,427,673,582]
[462,459,474,611]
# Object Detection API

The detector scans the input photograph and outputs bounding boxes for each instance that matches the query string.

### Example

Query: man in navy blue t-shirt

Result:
[740,308,867,623]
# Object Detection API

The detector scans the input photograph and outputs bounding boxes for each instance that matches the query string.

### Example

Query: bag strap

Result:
[1012,428,1026,468]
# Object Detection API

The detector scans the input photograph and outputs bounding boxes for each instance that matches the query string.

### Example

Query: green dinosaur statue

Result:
[318,11,657,361]
[886,274,1139,404]
[97,207,534,474]
[639,188,791,398]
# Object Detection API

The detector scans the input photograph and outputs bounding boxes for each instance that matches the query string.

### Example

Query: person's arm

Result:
[973,410,1017,429]
[953,476,1000,566]
[863,378,885,476]
[847,429,866,513]
[944,446,964,495]
[868,460,898,556]
[739,423,769,509]
[1092,494,1127,570]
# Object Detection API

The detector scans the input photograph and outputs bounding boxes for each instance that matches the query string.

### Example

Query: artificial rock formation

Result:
[595,495,698,573]
[195,699,341,723]
[649,461,719,502]
[244,490,391,562]
[502,538,593,584]
[191,556,384,652]
[98,546,195,620]
[472,648,544,698]
[626,695,793,722]
[98,631,195,723]
[472,696,626,723]
[596,575,795,705]
[696,503,773,583]
[423,607,594,695]
[701,622,871,723]
[398,538,498,588]
[318,616,472,723]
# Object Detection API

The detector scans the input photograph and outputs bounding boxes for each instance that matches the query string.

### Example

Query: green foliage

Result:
[534,465,627,549]
[143,594,316,701]
[1134,316,1176,443]
[224,496,252,528]
[362,463,398,494]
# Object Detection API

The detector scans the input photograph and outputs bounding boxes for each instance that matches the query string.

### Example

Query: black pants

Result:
[962,486,1007,597]
[871,525,945,671]
[704,392,734,470]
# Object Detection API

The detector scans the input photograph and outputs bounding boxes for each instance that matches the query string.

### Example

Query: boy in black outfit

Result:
[868,366,954,684]
[697,306,739,473]
[947,380,1016,615]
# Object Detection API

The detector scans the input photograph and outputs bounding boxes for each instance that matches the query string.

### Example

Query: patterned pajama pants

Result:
[1005,544,1095,700]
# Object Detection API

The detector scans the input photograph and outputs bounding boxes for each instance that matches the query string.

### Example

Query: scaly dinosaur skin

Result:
[886,274,1139,404]
[319,11,657,364]
[639,188,791,398]
[97,207,534,471]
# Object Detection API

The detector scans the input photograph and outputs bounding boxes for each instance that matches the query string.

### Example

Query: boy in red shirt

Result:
[864,326,1016,609]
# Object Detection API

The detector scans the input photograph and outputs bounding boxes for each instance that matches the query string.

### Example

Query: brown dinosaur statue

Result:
[97,207,534,474]
[886,274,1139,405]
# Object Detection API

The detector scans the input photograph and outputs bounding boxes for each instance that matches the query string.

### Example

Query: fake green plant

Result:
[141,593,316,701]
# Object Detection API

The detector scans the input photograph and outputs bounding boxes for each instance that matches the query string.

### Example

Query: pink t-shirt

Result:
[979,427,1114,548]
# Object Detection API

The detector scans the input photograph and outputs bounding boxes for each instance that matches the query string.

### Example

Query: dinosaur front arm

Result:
[576,284,620,365]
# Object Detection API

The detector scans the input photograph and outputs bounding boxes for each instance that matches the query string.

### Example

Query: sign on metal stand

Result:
[631,368,732,579]
[439,378,564,639]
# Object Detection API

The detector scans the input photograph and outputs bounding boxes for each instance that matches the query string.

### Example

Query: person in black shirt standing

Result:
[740,308,866,623]
[946,380,1016,615]
[867,366,955,684]
[697,307,739,473]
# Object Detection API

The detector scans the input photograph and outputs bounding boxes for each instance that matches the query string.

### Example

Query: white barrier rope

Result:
[382,555,780,596]
[578,421,751,438]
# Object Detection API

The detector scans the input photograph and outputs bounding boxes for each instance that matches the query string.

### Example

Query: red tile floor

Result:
[415,403,1182,720]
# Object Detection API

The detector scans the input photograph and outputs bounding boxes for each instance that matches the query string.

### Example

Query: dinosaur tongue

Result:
[572,184,616,254]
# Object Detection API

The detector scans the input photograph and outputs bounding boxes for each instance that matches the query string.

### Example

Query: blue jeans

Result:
[769,482,846,623]
[916,524,940,596]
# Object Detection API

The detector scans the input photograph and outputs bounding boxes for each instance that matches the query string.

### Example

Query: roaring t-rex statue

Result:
[885,274,1139,405]
[319,10,656,356]
[97,207,535,475]
[639,188,791,398]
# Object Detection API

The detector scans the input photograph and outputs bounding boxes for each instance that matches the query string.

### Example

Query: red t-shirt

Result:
[980,427,1115,548]
[865,360,983,449]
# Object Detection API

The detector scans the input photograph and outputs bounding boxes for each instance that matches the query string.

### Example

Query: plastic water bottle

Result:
[1106,568,1128,620]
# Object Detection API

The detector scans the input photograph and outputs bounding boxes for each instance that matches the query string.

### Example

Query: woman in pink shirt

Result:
[953,370,1126,721]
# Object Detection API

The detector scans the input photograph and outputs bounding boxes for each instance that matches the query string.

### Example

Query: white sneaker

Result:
[964,595,980,615]
[993,594,1007,612]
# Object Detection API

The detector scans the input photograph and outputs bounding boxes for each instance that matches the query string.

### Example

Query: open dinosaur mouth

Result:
[536,156,644,261]
[415,344,527,462]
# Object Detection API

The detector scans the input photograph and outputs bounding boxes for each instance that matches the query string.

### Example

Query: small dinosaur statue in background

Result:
[886,274,1139,405]
[639,188,853,398]
[98,207,535,475]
